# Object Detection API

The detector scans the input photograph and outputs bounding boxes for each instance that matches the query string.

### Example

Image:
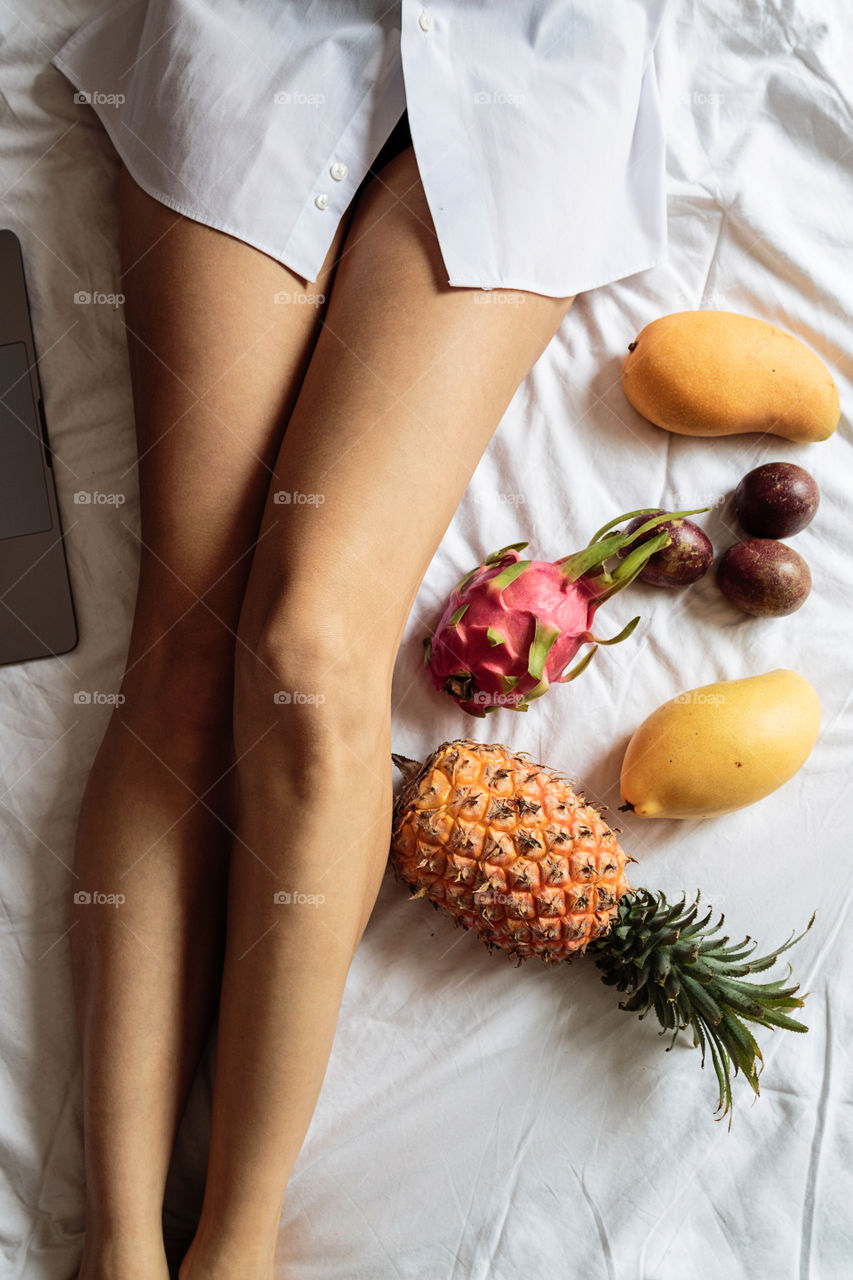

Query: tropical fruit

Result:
[390,739,812,1117]
[621,311,839,442]
[716,539,812,617]
[424,507,706,717]
[393,739,631,960]
[620,670,821,818]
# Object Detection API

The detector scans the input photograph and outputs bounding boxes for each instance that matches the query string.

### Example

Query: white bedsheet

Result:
[2,1,851,1277]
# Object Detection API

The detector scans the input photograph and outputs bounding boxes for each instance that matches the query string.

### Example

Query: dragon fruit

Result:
[424,508,705,717]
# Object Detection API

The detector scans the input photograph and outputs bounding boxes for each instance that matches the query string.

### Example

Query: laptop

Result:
[0,228,78,665]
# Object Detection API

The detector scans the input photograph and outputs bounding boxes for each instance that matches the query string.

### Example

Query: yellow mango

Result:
[621,310,839,442]
[620,669,820,819]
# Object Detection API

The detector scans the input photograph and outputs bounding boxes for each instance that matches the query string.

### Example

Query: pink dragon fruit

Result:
[424,508,705,717]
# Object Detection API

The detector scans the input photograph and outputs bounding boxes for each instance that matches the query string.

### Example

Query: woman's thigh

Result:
[234,144,575,678]
[115,164,354,684]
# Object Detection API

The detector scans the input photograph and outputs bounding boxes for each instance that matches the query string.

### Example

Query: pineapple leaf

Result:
[590,889,814,1122]
[391,753,425,784]
[706,1036,735,1121]
[679,973,724,1027]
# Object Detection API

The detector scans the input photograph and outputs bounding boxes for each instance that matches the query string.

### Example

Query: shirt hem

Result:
[445,249,669,299]
[51,46,669,298]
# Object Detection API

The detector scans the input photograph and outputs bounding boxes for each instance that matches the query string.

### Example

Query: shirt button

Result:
[329,161,347,181]
[418,10,434,32]
[314,193,330,210]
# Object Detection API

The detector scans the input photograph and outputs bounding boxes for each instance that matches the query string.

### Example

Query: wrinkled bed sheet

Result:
[1,1,851,1276]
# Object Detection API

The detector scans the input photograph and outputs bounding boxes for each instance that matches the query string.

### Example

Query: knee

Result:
[118,609,236,735]
[233,594,395,747]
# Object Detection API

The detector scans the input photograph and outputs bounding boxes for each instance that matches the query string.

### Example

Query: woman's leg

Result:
[180,145,575,1278]
[74,165,352,1279]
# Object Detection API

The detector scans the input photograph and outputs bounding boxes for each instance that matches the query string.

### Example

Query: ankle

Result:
[179,1233,277,1280]
[78,1232,170,1280]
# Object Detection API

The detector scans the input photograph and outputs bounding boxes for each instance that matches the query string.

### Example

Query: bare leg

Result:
[180,146,575,1278]
[73,166,352,1279]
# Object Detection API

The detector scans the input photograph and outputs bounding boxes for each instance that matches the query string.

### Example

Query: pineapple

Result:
[390,739,812,1118]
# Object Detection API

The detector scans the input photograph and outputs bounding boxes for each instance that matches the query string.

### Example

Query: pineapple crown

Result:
[590,888,814,1124]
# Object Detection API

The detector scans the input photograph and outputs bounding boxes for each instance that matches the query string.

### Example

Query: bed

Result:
[1,1,851,1276]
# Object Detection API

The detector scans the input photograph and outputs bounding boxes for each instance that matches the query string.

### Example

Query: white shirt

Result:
[51,0,671,298]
